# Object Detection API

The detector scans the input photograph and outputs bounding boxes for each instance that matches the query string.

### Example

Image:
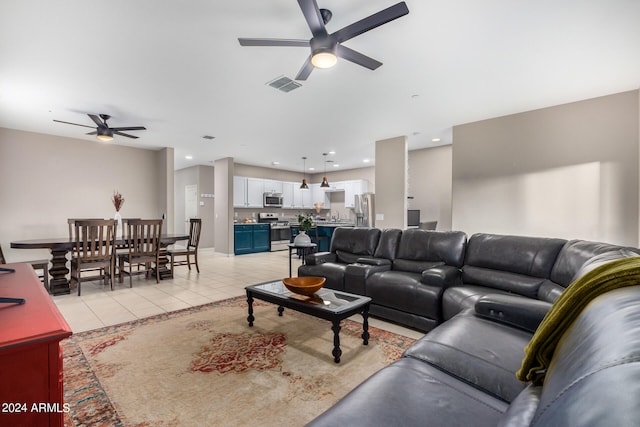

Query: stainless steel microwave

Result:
[263,192,283,208]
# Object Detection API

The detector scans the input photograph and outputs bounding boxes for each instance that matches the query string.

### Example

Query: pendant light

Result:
[320,153,330,189]
[300,156,309,190]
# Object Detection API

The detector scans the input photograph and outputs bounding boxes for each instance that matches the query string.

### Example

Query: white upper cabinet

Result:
[246,178,264,208]
[282,182,295,208]
[263,179,283,194]
[344,180,369,208]
[233,176,248,207]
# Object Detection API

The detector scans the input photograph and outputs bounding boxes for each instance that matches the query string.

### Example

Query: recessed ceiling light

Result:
[328,151,336,155]
[333,163,339,168]
[432,138,441,142]
[185,155,193,160]
[363,159,370,163]
[272,161,280,165]
[309,167,315,171]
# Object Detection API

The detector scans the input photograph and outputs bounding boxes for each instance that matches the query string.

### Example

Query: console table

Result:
[0,263,72,427]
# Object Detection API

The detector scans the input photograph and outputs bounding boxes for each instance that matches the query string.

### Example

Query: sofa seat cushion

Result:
[366,270,442,320]
[442,285,515,320]
[298,262,347,291]
[307,357,508,427]
[404,310,530,402]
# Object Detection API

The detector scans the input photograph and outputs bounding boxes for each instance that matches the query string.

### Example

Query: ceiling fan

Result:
[53,114,146,141]
[238,0,409,80]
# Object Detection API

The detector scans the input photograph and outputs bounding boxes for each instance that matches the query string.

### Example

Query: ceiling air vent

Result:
[267,75,302,93]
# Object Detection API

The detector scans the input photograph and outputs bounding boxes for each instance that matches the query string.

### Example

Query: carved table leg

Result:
[49,248,70,296]
[361,304,370,345]
[331,321,342,363]
[277,305,284,317]
[246,292,255,327]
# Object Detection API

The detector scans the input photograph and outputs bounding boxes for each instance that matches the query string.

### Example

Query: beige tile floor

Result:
[52,248,424,340]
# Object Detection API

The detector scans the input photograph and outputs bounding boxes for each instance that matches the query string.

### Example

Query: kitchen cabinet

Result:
[293,185,312,209]
[311,184,331,210]
[233,176,247,208]
[234,224,270,255]
[282,182,295,208]
[344,180,369,208]
[263,179,283,194]
[246,178,264,208]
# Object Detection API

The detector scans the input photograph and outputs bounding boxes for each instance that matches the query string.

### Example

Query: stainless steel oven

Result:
[258,213,290,251]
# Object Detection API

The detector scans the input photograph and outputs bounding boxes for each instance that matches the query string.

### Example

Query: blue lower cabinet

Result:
[253,225,270,252]
[234,224,270,255]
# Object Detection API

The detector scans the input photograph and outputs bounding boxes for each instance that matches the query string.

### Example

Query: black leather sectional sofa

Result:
[301,228,640,426]
[299,228,633,332]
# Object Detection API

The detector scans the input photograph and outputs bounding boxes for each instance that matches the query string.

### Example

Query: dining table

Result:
[11,233,189,295]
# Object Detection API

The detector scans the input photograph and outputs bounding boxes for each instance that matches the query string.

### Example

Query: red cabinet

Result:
[0,263,72,427]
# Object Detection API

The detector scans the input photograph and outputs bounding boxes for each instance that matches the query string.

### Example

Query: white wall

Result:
[452,90,640,246]
[0,128,170,261]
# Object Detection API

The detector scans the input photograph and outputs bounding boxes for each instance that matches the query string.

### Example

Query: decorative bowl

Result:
[283,276,326,296]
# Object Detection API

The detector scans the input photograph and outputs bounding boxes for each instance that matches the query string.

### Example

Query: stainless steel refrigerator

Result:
[354,193,375,228]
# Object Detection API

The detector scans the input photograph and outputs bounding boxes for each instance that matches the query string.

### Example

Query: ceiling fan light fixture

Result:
[96,128,113,142]
[311,50,337,69]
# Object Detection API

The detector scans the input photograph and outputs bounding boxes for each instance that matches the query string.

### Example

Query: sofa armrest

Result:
[420,265,461,287]
[356,257,392,267]
[304,252,336,266]
[474,294,552,333]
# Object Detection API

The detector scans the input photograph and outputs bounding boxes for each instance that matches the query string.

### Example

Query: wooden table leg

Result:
[331,321,342,363]
[48,248,70,295]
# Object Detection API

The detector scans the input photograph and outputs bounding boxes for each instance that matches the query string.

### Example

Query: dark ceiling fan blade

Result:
[297,0,327,38]
[336,45,382,70]
[110,126,146,131]
[238,38,309,47]
[295,55,314,81]
[53,119,95,129]
[332,2,409,44]
[113,131,139,139]
[86,131,97,135]
[88,114,104,127]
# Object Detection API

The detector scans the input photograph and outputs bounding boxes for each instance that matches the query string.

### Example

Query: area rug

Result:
[62,296,416,426]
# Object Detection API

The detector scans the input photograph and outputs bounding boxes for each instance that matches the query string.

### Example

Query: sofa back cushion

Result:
[330,227,381,264]
[373,228,402,260]
[537,240,639,302]
[529,287,640,425]
[462,234,566,297]
[393,230,467,273]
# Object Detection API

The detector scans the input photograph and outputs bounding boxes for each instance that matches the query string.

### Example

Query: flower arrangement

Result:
[112,191,125,212]
[297,214,314,233]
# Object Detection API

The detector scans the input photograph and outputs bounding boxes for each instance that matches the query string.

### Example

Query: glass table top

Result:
[246,280,370,313]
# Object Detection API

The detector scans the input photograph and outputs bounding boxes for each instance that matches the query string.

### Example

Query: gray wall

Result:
[0,127,172,261]
[452,90,640,246]
[408,145,452,230]
[174,165,215,248]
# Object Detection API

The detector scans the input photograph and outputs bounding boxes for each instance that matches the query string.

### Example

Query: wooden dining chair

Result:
[168,218,202,273]
[70,219,117,296]
[0,244,50,291]
[119,219,163,287]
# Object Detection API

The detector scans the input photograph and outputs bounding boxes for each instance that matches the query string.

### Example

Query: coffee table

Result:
[245,280,371,363]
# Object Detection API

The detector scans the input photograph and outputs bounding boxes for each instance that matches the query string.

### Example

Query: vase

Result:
[294,230,311,245]
[114,212,122,239]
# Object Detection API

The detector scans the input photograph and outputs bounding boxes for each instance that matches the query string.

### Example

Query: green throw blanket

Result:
[517,256,640,385]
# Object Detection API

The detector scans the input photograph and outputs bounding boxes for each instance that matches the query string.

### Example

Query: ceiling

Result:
[1,1,639,173]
